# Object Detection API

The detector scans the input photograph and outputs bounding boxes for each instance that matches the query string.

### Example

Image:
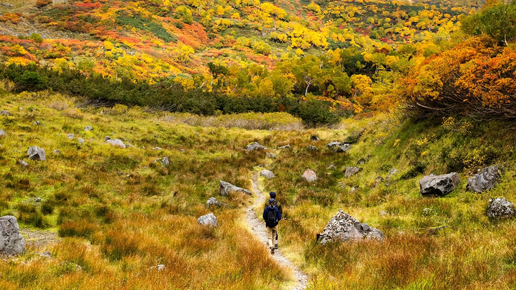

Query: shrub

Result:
[297,99,341,126]
[17,204,48,228]
[58,221,97,238]
[29,33,44,43]
[101,230,140,261]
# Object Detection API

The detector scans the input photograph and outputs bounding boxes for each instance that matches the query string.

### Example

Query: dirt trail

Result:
[246,173,308,290]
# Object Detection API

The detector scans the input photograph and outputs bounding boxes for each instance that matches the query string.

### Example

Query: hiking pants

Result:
[267,225,277,249]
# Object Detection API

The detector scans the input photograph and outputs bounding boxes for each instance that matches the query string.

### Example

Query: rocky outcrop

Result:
[197,213,218,227]
[487,197,516,218]
[206,197,226,208]
[419,173,460,197]
[219,180,252,196]
[0,110,11,116]
[302,169,317,182]
[27,146,46,161]
[467,165,503,193]
[0,216,26,256]
[344,167,362,178]
[161,157,170,167]
[327,142,351,153]
[319,210,383,244]
[247,142,267,151]
[260,169,275,179]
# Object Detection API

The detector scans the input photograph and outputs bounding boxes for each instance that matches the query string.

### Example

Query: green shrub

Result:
[17,204,48,228]
[29,33,44,43]
[297,99,341,126]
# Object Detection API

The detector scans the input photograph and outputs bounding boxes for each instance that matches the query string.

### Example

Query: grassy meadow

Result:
[2,83,516,289]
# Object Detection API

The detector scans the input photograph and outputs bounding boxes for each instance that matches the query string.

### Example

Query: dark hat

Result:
[269,192,276,198]
[268,198,275,205]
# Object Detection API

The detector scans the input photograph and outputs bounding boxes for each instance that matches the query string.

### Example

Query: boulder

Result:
[419,173,460,197]
[467,165,503,193]
[266,153,277,159]
[327,141,341,149]
[0,216,26,256]
[84,126,93,131]
[310,135,319,141]
[197,213,218,227]
[487,197,516,218]
[0,129,6,137]
[307,145,318,151]
[78,138,85,144]
[53,149,61,155]
[328,164,336,170]
[247,142,267,151]
[219,180,252,196]
[0,111,11,116]
[161,157,170,167]
[27,146,46,161]
[357,158,366,165]
[18,160,28,167]
[278,145,291,149]
[344,167,362,178]
[335,144,352,153]
[319,210,383,244]
[106,139,126,149]
[302,169,317,182]
[206,197,225,208]
[260,169,275,179]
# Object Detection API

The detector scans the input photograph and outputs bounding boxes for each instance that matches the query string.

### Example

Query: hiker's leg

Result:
[267,227,274,249]
[275,226,278,248]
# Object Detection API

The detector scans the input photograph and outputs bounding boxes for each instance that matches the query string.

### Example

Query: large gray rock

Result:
[0,216,26,256]
[247,142,267,151]
[260,169,275,179]
[161,157,170,167]
[319,210,383,244]
[197,213,218,227]
[27,146,46,161]
[467,165,503,193]
[219,180,252,196]
[487,197,516,218]
[344,167,362,178]
[0,111,11,116]
[302,169,317,182]
[106,139,126,149]
[327,141,341,149]
[0,129,6,137]
[419,173,460,197]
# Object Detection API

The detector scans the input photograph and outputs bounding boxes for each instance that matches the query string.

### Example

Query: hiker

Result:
[263,198,282,254]
[264,192,282,249]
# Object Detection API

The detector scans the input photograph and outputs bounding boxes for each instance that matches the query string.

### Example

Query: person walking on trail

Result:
[263,198,282,254]
[264,192,282,249]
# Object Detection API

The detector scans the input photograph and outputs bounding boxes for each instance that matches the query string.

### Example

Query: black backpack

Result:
[266,207,277,228]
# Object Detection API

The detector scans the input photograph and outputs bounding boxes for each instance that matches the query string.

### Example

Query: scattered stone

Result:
[179,149,185,152]
[161,157,170,167]
[75,264,82,271]
[260,169,275,179]
[487,197,516,218]
[247,142,267,151]
[387,168,397,179]
[344,167,362,178]
[319,210,384,244]
[310,135,319,141]
[266,152,276,159]
[78,138,84,144]
[197,213,218,227]
[219,180,252,196]
[0,129,6,137]
[380,211,388,216]
[350,186,359,193]
[153,147,163,150]
[67,134,74,139]
[307,145,318,151]
[302,169,317,182]
[53,149,61,155]
[372,176,383,187]
[35,197,42,202]
[104,136,111,141]
[18,160,28,167]
[206,197,225,208]
[422,208,433,216]
[105,139,126,149]
[0,216,26,256]
[84,126,93,131]
[0,3,14,8]
[357,158,366,165]
[328,164,336,170]
[34,121,41,126]
[28,146,46,161]
[278,144,291,149]
[40,251,52,258]
[419,173,460,197]
[467,165,503,193]
[0,110,11,116]
[157,264,166,271]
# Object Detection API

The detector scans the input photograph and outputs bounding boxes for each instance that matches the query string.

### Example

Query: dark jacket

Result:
[263,206,282,227]
[264,200,283,215]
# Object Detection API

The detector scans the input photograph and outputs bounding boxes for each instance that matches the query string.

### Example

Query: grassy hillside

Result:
[3,81,516,289]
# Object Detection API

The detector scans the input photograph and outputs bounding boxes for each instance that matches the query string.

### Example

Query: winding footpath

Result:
[246,173,308,290]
